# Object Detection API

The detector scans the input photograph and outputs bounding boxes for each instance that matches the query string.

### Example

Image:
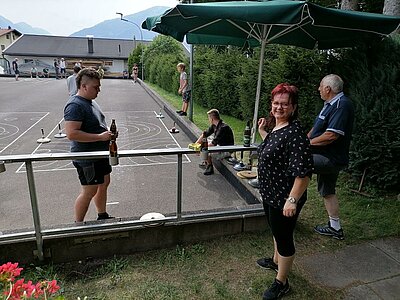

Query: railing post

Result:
[177,154,183,220]
[25,161,44,261]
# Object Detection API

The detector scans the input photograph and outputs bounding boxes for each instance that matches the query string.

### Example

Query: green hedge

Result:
[139,33,399,191]
[194,44,328,129]
[331,37,400,190]
[143,35,187,93]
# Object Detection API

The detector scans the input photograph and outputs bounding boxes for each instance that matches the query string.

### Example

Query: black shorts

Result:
[73,159,112,185]
[182,90,191,103]
[313,154,345,197]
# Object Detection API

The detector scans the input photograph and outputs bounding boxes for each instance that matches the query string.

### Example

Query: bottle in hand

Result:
[109,119,119,166]
[110,119,117,136]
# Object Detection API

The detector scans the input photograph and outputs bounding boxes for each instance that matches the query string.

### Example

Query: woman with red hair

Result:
[256,83,313,300]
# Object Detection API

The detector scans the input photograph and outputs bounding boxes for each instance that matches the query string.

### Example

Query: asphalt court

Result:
[0,77,248,231]
[1,111,191,173]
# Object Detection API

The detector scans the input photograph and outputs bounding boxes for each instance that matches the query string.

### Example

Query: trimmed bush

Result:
[331,36,400,190]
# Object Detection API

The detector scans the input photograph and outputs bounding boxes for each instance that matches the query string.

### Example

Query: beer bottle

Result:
[200,131,208,161]
[110,119,117,137]
[109,139,119,166]
[243,121,251,147]
[109,119,119,166]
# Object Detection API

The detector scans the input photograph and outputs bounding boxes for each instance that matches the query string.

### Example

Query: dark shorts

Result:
[313,154,345,197]
[61,68,66,74]
[182,90,191,103]
[14,70,19,75]
[73,159,112,185]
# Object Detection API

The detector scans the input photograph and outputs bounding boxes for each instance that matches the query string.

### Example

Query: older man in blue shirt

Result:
[308,74,354,240]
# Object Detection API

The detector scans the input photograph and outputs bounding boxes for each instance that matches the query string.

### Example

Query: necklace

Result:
[272,122,288,132]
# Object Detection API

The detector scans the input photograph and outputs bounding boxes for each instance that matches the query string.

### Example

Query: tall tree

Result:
[341,0,359,10]
[383,0,400,15]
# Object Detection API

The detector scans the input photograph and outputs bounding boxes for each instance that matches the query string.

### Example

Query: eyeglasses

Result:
[271,101,291,108]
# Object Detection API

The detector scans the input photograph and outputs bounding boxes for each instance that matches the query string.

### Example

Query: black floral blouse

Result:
[257,120,313,210]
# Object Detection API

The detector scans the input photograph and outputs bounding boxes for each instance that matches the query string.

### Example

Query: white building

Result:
[2,34,149,77]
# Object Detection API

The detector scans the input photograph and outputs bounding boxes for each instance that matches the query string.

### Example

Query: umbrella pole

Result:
[251,34,267,144]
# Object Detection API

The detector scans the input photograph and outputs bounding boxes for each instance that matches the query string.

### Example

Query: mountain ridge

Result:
[0,6,168,39]
[69,6,168,40]
[0,15,51,35]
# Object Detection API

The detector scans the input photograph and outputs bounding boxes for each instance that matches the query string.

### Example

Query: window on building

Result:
[104,61,113,66]
[1,45,5,50]
[6,34,10,39]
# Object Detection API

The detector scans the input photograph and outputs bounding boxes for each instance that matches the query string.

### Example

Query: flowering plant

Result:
[0,262,62,300]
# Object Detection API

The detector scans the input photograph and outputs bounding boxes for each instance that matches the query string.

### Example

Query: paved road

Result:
[0,77,249,231]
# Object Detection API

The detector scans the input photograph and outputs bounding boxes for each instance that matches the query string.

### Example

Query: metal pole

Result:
[116,13,144,80]
[187,0,194,121]
[251,25,268,144]
[177,154,183,220]
[189,44,194,121]
[141,48,144,81]
[25,161,44,261]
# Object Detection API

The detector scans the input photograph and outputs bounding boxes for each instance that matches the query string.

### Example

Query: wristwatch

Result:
[287,196,297,204]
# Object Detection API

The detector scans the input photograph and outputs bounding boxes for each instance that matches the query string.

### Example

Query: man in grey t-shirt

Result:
[64,68,115,222]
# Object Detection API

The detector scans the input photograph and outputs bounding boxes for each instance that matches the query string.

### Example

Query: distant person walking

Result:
[12,58,19,81]
[75,60,83,68]
[66,65,81,96]
[54,58,60,79]
[64,68,115,222]
[30,66,38,79]
[176,62,190,116]
[132,64,139,83]
[60,58,67,79]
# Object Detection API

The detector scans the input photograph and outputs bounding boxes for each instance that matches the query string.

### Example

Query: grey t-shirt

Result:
[64,95,108,153]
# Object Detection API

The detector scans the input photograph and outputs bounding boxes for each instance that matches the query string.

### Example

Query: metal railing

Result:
[0,145,260,261]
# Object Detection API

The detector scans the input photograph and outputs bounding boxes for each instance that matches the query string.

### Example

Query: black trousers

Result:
[263,200,305,257]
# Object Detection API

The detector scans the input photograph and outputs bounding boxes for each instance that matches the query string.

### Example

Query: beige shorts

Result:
[211,151,231,160]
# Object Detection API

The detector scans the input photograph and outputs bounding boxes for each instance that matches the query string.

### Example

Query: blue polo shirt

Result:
[310,93,354,166]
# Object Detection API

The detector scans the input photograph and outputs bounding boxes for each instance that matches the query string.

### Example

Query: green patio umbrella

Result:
[142,0,400,142]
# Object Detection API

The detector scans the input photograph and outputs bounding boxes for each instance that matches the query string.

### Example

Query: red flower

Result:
[8,278,36,299]
[0,262,60,299]
[0,262,23,283]
[45,280,60,294]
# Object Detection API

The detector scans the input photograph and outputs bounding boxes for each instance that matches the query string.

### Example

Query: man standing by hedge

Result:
[308,74,354,240]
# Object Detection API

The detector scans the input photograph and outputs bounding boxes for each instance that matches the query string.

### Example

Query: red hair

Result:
[264,83,299,130]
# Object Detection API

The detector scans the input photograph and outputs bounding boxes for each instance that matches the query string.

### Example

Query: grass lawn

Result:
[21,84,400,299]
[145,82,250,143]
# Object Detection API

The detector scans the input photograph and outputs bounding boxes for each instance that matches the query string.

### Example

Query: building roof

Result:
[0,28,22,37]
[3,34,148,59]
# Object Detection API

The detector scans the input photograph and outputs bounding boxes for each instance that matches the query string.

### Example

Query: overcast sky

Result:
[2,0,179,36]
